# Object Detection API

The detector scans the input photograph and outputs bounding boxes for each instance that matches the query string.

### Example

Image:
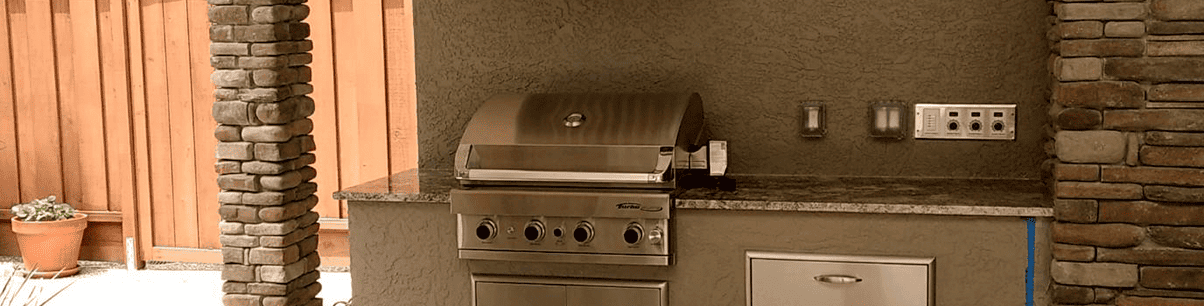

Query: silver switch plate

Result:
[914,104,1015,140]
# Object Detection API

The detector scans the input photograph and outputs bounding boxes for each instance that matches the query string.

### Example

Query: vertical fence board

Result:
[140,0,176,247]
[163,0,198,248]
[9,0,33,202]
[28,0,64,200]
[53,0,84,210]
[354,0,389,213]
[308,0,341,220]
[9,1,31,202]
[187,0,219,249]
[99,0,136,214]
[384,0,418,186]
[126,0,155,264]
[0,0,20,207]
[98,0,143,267]
[15,0,66,202]
[68,0,111,212]
[331,0,358,219]
[29,0,66,201]
[309,0,341,219]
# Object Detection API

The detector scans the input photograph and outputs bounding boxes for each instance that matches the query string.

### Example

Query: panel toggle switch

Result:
[869,101,907,140]
[800,101,825,138]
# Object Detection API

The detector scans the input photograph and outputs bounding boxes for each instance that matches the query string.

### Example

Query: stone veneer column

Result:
[209,1,322,306]
[1048,0,1204,305]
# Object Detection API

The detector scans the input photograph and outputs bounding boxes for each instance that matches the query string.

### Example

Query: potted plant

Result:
[8,196,87,278]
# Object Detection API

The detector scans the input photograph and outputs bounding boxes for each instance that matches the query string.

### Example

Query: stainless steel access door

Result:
[475,282,566,306]
[747,251,934,306]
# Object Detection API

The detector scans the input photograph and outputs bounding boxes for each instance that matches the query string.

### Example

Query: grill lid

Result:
[455,92,706,187]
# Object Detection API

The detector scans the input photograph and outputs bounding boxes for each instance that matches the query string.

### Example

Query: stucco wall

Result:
[414,0,1051,178]
[349,201,1052,305]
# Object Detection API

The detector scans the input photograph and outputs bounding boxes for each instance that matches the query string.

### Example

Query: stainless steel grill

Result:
[450,92,724,266]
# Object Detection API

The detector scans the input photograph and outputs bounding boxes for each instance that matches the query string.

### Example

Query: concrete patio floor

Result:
[0,256,351,306]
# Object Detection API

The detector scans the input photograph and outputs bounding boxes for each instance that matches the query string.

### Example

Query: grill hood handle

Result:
[455,144,675,184]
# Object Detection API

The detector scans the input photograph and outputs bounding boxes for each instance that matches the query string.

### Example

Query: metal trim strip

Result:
[745,250,935,268]
[454,144,676,184]
[467,169,660,183]
[472,274,669,291]
[460,249,671,266]
[450,189,671,218]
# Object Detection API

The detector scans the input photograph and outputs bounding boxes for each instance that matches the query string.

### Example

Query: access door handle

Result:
[814,274,862,284]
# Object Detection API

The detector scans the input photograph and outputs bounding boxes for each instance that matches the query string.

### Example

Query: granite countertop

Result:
[333,169,1053,217]
[332,169,457,203]
[675,175,1052,217]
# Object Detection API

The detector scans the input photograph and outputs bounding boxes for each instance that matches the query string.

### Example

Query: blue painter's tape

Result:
[1026,217,1035,306]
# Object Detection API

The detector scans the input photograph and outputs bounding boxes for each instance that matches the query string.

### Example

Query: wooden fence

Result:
[0,0,416,266]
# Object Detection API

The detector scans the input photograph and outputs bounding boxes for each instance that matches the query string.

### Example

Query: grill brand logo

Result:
[616,203,663,212]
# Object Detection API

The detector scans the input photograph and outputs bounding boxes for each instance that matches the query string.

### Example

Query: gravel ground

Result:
[0,256,351,306]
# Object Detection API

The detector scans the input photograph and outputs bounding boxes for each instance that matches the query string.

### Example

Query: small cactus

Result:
[9,196,77,222]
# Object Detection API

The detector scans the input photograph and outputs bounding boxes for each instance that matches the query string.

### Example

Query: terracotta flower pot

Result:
[10,213,88,278]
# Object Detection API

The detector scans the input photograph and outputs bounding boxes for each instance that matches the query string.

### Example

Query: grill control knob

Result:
[564,113,586,128]
[573,221,594,244]
[647,227,663,245]
[623,223,643,245]
[475,219,497,241]
[524,220,545,242]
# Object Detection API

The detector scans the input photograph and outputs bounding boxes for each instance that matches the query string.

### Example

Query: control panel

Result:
[459,215,669,256]
[914,104,1016,140]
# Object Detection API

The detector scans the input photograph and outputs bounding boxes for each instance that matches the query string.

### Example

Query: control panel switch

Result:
[800,101,825,138]
[869,101,907,140]
[708,141,727,176]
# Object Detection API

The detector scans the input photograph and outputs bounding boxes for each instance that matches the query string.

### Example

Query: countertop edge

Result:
[332,191,451,204]
[673,199,1053,217]
[336,195,1053,217]
[332,169,1052,217]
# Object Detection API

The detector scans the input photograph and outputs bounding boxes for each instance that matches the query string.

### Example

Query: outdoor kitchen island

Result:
[334,169,1053,306]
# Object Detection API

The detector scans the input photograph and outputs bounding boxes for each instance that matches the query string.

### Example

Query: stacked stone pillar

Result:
[209,1,322,306]
[1048,0,1204,305]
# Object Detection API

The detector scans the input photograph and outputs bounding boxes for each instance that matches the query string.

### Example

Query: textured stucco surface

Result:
[349,201,1051,305]
[414,0,1051,178]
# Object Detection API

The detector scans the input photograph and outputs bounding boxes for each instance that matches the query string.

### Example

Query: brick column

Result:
[1048,0,1204,305]
[209,1,322,306]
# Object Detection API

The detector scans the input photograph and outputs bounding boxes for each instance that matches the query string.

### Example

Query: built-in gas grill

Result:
[450,92,725,266]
